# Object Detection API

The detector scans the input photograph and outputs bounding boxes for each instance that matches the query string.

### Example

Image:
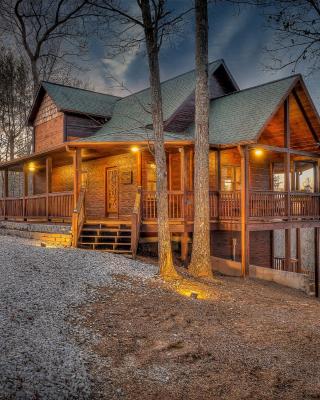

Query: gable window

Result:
[221,166,240,191]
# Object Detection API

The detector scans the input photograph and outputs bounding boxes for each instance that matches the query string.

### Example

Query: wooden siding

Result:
[34,94,64,152]
[249,230,272,268]
[65,113,107,141]
[211,230,241,261]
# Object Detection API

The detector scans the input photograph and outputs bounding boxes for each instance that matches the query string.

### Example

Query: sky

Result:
[83,2,320,110]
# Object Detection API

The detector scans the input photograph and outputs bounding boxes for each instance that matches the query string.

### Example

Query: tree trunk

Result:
[139,0,179,280]
[31,58,40,95]
[188,0,213,278]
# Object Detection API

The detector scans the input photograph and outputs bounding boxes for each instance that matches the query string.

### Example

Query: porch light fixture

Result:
[28,162,36,172]
[254,148,263,157]
[131,146,140,153]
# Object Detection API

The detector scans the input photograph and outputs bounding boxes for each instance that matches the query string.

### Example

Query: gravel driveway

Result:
[0,236,156,399]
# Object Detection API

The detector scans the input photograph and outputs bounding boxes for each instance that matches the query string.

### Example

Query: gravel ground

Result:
[1,235,320,400]
[0,236,157,399]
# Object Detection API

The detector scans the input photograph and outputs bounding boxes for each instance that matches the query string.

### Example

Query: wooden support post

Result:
[284,98,291,219]
[23,164,28,220]
[46,157,52,221]
[240,145,249,277]
[314,227,319,298]
[180,147,186,217]
[4,169,8,219]
[296,228,301,273]
[285,229,291,270]
[136,150,142,187]
[271,230,274,268]
[181,231,189,265]
[73,149,81,209]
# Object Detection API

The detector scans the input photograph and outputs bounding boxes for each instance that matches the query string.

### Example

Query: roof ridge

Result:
[119,59,223,101]
[212,73,301,102]
[42,80,121,98]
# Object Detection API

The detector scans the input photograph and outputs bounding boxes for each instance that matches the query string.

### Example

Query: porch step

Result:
[77,221,133,256]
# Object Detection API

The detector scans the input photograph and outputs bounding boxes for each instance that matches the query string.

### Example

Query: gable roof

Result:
[28,82,121,124]
[85,60,224,142]
[187,74,301,146]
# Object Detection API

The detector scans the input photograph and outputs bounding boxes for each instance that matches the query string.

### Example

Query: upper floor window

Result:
[221,166,240,191]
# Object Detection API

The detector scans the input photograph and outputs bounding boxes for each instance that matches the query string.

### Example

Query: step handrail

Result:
[72,188,86,247]
[131,186,142,258]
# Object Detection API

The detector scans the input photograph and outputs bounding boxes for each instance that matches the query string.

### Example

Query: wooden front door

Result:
[106,168,119,216]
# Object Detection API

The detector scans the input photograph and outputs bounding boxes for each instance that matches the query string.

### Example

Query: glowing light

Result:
[254,149,263,157]
[131,146,140,153]
[28,162,36,172]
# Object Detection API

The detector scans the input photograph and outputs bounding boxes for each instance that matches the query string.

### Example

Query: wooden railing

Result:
[250,191,287,218]
[219,191,240,219]
[72,188,86,247]
[290,192,320,218]
[0,192,73,220]
[250,191,320,219]
[273,257,299,273]
[131,187,142,258]
[142,191,185,220]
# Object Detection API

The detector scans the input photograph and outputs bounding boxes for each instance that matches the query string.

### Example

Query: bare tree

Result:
[0,47,32,161]
[91,0,193,279]
[227,0,320,74]
[0,0,100,93]
[188,0,213,279]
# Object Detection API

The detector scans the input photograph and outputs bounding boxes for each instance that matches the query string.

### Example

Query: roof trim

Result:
[0,144,67,169]
[254,75,300,143]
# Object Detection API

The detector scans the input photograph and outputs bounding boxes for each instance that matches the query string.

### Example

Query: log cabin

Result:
[0,59,319,294]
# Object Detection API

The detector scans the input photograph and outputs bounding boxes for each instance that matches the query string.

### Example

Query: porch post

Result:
[73,148,82,209]
[240,145,249,277]
[4,169,8,219]
[46,157,52,221]
[296,228,302,273]
[23,164,28,220]
[136,150,142,187]
[284,97,291,270]
[180,147,189,263]
[314,227,319,298]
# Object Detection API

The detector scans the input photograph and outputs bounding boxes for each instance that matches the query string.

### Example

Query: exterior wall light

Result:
[254,149,263,157]
[131,146,140,153]
[28,162,36,172]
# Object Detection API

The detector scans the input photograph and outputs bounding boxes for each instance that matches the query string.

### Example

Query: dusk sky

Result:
[83,2,320,110]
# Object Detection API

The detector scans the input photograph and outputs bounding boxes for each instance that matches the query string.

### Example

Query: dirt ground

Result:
[78,269,320,400]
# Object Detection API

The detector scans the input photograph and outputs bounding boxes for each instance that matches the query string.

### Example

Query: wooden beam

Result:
[240,145,249,276]
[73,148,81,209]
[248,143,320,159]
[3,169,8,219]
[23,164,28,220]
[315,227,319,298]
[292,89,320,145]
[180,231,189,265]
[46,157,52,220]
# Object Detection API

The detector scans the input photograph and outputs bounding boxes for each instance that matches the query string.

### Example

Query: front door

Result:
[106,167,119,216]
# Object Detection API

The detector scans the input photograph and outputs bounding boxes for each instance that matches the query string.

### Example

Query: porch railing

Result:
[141,190,320,221]
[0,192,73,220]
[273,257,299,273]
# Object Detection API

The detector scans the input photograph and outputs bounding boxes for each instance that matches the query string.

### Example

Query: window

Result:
[294,161,315,192]
[146,162,156,191]
[221,166,240,191]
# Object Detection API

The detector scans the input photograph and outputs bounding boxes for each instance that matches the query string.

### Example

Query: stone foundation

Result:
[0,221,72,247]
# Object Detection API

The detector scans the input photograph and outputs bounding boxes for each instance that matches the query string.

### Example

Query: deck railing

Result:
[273,257,299,273]
[141,190,320,221]
[0,192,73,220]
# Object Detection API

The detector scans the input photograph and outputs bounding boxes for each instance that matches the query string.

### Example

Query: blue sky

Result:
[84,2,320,110]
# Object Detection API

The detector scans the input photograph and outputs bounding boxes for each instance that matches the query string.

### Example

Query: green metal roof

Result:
[187,74,299,146]
[42,82,120,118]
[84,60,222,141]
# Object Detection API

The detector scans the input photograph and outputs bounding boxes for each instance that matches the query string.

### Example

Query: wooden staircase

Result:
[78,221,132,255]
